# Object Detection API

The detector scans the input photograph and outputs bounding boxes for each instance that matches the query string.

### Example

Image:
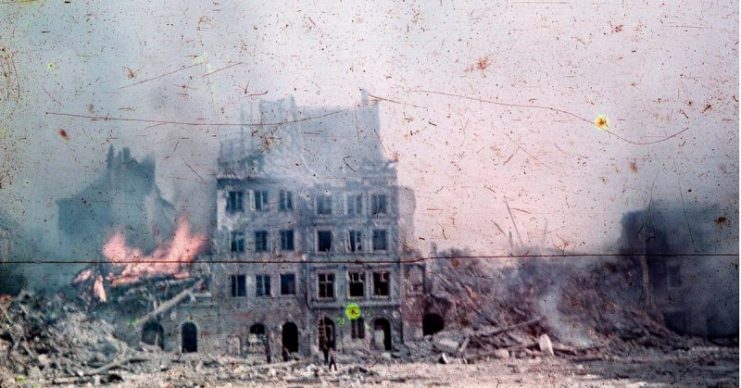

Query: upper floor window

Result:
[371,194,388,216]
[227,191,244,213]
[346,194,363,215]
[318,273,335,299]
[279,190,293,211]
[254,231,268,252]
[373,271,390,297]
[254,190,268,211]
[230,274,246,297]
[280,273,296,295]
[348,272,365,298]
[256,274,271,297]
[230,231,245,253]
[317,230,332,252]
[372,229,388,251]
[280,230,295,251]
[348,230,363,252]
[316,194,332,215]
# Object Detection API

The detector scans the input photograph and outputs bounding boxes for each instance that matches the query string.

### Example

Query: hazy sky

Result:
[0,0,737,257]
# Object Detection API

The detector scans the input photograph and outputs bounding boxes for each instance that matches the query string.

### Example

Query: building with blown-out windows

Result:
[147,92,417,360]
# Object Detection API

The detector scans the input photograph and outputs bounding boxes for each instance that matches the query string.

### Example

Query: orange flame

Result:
[73,268,93,283]
[93,275,107,302]
[103,216,207,287]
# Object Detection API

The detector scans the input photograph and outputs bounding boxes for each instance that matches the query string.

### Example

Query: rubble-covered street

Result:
[1,254,737,387]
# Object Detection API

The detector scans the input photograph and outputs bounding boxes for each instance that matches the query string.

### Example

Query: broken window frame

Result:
[372,271,390,297]
[230,231,245,253]
[346,193,363,215]
[279,190,293,211]
[254,190,269,211]
[280,229,295,251]
[317,273,335,299]
[351,317,365,339]
[317,230,332,252]
[254,230,268,252]
[348,271,365,298]
[256,274,271,297]
[316,193,333,215]
[372,229,388,251]
[280,273,296,295]
[348,230,363,252]
[227,191,244,213]
[230,274,246,297]
[370,193,388,216]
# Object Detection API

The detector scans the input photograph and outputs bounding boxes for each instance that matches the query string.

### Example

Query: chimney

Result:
[106,145,114,169]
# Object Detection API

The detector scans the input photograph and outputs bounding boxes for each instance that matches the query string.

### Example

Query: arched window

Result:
[181,322,198,353]
[373,318,392,351]
[141,321,164,349]
[282,322,299,353]
[318,317,335,349]
[423,313,445,336]
[351,317,365,339]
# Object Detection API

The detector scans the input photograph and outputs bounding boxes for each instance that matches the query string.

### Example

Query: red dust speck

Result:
[58,129,68,140]
[629,161,638,173]
[715,216,728,225]
[476,57,490,71]
[466,57,491,73]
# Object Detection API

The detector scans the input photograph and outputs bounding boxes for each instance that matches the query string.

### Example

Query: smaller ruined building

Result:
[619,203,738,338]
[57,146,176,259]
[151,93,416,360]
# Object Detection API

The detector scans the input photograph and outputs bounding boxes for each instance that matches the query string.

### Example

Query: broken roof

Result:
[218,95,395,183]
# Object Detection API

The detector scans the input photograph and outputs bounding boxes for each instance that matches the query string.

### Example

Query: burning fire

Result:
[74,217,206,302]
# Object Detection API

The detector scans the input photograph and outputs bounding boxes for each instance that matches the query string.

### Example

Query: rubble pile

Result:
[421,254,701,363]
[0,290,133,385]
[0,290,384,386]
[0,273,205,386]
[0,250,730,385]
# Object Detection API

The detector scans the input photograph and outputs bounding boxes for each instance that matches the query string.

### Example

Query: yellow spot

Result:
[47,62,55,70]
[594,114,609,131]
[345,303,362,320]
[23,178,30,187]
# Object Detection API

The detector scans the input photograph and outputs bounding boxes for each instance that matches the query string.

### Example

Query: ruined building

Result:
[57,146,177,260]
[152,93,417,359]
[619,204,738,338]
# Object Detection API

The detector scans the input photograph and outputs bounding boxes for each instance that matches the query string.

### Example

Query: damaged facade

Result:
[152,92,417,359]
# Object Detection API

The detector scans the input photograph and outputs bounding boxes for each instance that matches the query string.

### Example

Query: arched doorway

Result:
[181,322,197,353]
[373,318,392,351]
[249,323,270,362]
[250,323,266,336]
[423,313,445,336]
[141,321,164,349]
[317,317,335,350]
[282,322,299,353]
